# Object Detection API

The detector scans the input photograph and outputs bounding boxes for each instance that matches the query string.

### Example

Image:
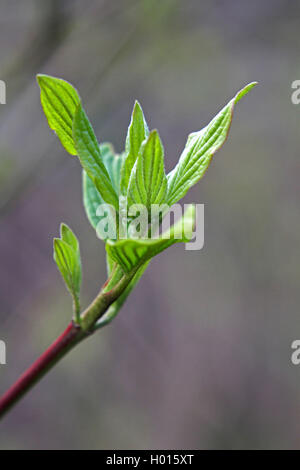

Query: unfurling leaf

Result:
[37,74,80,155]
[73,105,119,210]
[120,100,149,194]
[167,82,257,206]
[83,143,125,239]
[53,224,82,319]
[127,130,168,210]
[100,144,125,194]
[106,204,195,273]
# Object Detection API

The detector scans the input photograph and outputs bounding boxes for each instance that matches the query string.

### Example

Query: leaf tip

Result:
[53,237,60,249]
[131,100,148,127]
[149,128,158,137]
[36,74,42,86]
[36,73,56,89]
[132,100,144,119]
[234,81,258,104]
[60,222,68,237]
[36,73,47,83]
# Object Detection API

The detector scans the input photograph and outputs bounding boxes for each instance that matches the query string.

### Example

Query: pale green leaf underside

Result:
[100,143,125,193]
[120,100,149,194]
[83,143,125,237]
[73,105,119,210]
[83,171,103,231]
[167,82,257,205]
[127,129,167,210]
[106,204,195,273]
[37,74,80,155]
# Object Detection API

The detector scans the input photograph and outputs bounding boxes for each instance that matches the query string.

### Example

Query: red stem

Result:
[0,322,86,419]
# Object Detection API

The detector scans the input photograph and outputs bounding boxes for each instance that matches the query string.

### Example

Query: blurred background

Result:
[0,0,300,450]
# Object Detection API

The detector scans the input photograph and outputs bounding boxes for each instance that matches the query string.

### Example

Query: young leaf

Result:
[167,82,257,206]
[83,143,125,233]
[73,105,119,210]
[120,100,149,194]
[60,223,79,253]
[53,224,82,319]
[127,130,168,210]
[83,171,103,231]
[37,74,80,155]
[100,143,125,193]
[106,204,195,273]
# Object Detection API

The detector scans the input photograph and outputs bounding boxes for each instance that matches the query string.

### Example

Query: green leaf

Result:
[167,82,257,205]
[106,204,195,273]
[37,74,80,155]
[120,100,149,194]
[127,130,168,210]
[100,143,125,194]
[60,223,79,253]
[53,224,82,319]
[73,105,119,210]
[83,143,125,235]
[83,171,103,231]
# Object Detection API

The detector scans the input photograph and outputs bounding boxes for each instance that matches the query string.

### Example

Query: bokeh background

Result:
[1,0,300,450]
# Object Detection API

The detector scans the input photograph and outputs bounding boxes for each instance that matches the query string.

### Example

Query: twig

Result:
[0,267,137,420]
